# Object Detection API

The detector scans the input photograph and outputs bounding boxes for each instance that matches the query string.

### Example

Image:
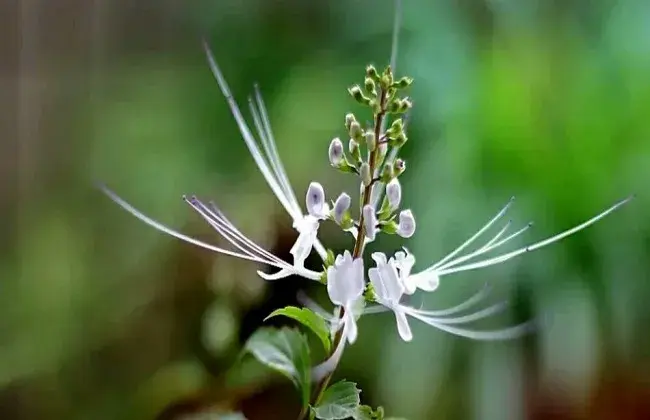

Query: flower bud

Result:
[366,64,379,80]
[380,163,394,183]
[396,209,416,238]
[345,113,356,131]
[328,137,344,167]
[349,138,361,162]
[362,204,377,241]
[364,77,376,95]
[394,158,406,177]
[332,192,351,225]
[359,162,371,187]
[393,76,414,89]
[387,118,404,139]
[380,66,394,90]
[364,131,376,152]
[349,121,363,140]
[349,85,371,105]
[306,182,327,218]
[386,178,402,211]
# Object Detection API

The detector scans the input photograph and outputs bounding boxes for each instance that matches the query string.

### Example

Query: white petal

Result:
[394,309,413,342]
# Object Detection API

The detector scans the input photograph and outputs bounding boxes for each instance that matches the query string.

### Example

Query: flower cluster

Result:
[99,42,631,394]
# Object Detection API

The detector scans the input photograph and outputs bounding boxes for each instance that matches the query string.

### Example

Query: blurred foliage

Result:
[2,0,650,419]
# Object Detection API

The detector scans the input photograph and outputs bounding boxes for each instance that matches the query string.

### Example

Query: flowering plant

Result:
[99,2,631,418]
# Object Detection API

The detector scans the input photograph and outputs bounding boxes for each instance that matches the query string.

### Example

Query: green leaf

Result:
[312,380,361,419]
[245,327,311,407]
[265,306,332,353]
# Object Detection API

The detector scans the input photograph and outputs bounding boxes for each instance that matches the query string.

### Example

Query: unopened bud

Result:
[374,142,388,167]
[391,132,408,148]
[394,158,406,177]
[328,137,344,167]
[397,97,413,113]
[366,64,379,80]
[364,131,376,152]
[349,85,371,105]
[345,113,356,131]
[362,205,378,241]
[380,66,394,89]
[349,138,361,162]
[396,209,416,238]
[387,118,404,139]
[306,182,327,218]
[349,121,363,140]
[380,163,394,183]
[332,192,351,225]
[364,77,376,95]
[386,178,402,211]
[393,76,414,89]
[359,162,372,187]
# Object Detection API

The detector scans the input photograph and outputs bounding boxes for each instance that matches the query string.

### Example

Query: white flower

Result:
[202,42,328,261]
[396,209,416,238]
[99,187,323,283]
[368,251,533,342]
[368,252,413,341]
[289,182,330,269]
[326,251,365,344]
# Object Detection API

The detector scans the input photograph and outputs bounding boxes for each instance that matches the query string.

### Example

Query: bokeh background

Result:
[2,0,650,419]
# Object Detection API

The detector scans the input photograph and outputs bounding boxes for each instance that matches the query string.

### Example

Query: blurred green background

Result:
[2,0,650,419]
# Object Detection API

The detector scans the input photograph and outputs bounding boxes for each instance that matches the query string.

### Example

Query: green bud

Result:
[394,158,406,177]
[366,64,379,81]
[349,121,363,140]
[345,113,357,131]
[365,131,377,152]
[349,85,371,105]
[393,76,414,89]
[396,97,413,113]
[364,77,376,95]
[349,138,361,163]
[380,163,394,183]
[380,65,394,90]
[360,162,372,186]
[386,118,404,139]
[390,132,408,148]
[369,98,382,115]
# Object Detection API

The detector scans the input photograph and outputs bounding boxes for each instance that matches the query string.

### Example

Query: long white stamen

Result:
[203,42,300,222]
[438,196,633,276]
[429,198,515,271]
[408,311,536,340]
[406,284,492,317]
[477,220,512,252]
[435,222,533,272]
[185,196,285,265]
[311,319,349,382]
[100,185,273,265]
[406,301,508,325]
[248,92,296,210]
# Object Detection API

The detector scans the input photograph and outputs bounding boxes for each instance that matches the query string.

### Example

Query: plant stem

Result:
[298,90,388,420]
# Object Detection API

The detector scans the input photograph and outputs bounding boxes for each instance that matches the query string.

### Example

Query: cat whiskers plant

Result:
[99,1,633,417]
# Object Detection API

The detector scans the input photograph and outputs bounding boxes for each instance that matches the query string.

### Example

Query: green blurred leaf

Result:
[265,306,332,352]
[312,380,361,419]
[245,327,311,407]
